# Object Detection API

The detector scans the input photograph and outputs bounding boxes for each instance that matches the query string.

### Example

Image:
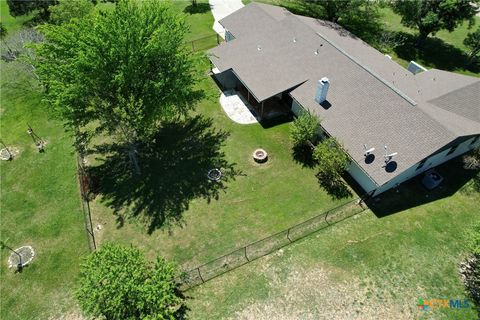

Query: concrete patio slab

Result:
[220,90,259,124]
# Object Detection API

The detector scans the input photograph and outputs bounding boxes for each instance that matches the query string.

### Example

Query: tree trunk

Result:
[128,144,141,176]
[415,29,429,49]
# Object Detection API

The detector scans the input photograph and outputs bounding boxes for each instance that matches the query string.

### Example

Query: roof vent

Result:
[293,37,297,43]
[407,61,427,74]
[257,45,262,51]
[314,77,330,104]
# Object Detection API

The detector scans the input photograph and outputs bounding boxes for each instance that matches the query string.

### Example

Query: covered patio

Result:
[211,67,293,121]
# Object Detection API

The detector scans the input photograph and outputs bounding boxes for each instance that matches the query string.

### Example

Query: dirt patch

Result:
[229,264,415,320]
[0,146,21,160]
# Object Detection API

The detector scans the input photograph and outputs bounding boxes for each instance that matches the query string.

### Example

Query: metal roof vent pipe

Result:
[315,77,330,105]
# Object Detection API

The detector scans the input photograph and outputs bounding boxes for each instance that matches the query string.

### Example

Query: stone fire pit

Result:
[253,148,268,163]
[207,168,222,181]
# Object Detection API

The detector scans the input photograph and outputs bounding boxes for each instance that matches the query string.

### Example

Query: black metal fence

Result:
[76,154,97,251]
[178,199,367,290]
[186,33,221,52]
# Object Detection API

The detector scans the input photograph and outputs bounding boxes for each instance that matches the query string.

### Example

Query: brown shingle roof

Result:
[209,2,480,186]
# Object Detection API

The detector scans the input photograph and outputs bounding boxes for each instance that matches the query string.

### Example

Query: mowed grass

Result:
[0,2,89,319]
[187,161,480,319]
[0,51,89,320]
[90,55,354,269]
[380,7,480,77]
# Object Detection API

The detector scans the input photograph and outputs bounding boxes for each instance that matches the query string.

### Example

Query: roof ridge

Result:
[314,31,417,106]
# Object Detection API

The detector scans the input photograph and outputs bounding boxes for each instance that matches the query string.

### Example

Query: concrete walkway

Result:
[220,90,259,124]
[209,0,244,38]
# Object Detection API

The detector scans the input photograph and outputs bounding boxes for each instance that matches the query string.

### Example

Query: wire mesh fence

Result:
[178,198,366,290]
[186,33,222,52]
[76,155,97,251]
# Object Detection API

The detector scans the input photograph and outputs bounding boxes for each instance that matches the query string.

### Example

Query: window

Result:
[416,158,427,170]
[446,144,458,156]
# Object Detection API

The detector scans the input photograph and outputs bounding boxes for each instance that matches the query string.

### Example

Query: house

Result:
[208,2,480,197]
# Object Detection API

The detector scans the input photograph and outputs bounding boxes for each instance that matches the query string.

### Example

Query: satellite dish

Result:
[363,144,375,157]
[383,146,397,164]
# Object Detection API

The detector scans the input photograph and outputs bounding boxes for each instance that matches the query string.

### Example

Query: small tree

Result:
[391,0,478,48]
[464,28,480,65]
[313,137,349,179]
[76,243,184,320]
[290,111,321,148]
[49,0,94,25]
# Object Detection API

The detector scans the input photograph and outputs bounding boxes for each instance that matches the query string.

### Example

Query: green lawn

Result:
[379,7,480,77]
[89,55,354,269]
[187,160,480,319]
[0,6,89,320]
[1,1,478,319]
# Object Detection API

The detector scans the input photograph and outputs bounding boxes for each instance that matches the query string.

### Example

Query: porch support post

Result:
[261,101,264,118]
[247,90,250,102]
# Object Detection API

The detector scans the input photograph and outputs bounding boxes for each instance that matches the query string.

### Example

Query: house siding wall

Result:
[346,161,378,194]
[373,135,480,196]
[291,98,304,116]
[214,69,238,90]
[290,96,480,197]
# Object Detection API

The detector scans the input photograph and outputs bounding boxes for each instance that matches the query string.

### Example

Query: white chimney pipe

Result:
[315,77,330,104]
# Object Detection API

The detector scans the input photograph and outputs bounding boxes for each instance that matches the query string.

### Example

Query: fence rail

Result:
[179,199,366,290]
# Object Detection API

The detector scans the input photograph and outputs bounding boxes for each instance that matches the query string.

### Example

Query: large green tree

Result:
[391,0,479,47]
[301,0,367,23]
[77,243,184,319]
[6,0,58,20]
[34,0,200,174]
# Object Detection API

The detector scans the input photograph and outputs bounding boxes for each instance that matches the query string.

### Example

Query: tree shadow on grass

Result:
[89,115,240,233]
[183,3,211,14]
[316,173,353,200]
[292,145,317,168]
[393,32,480,73]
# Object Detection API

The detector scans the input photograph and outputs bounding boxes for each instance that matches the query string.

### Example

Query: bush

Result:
[463,147,480,170]
[76,243,184,320]
[313,137,349,179]
[290,111,321,148]
[313,137,351,199]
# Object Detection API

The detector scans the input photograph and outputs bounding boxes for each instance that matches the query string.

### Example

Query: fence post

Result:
[197,267,204,283]
[286,228,293,243]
